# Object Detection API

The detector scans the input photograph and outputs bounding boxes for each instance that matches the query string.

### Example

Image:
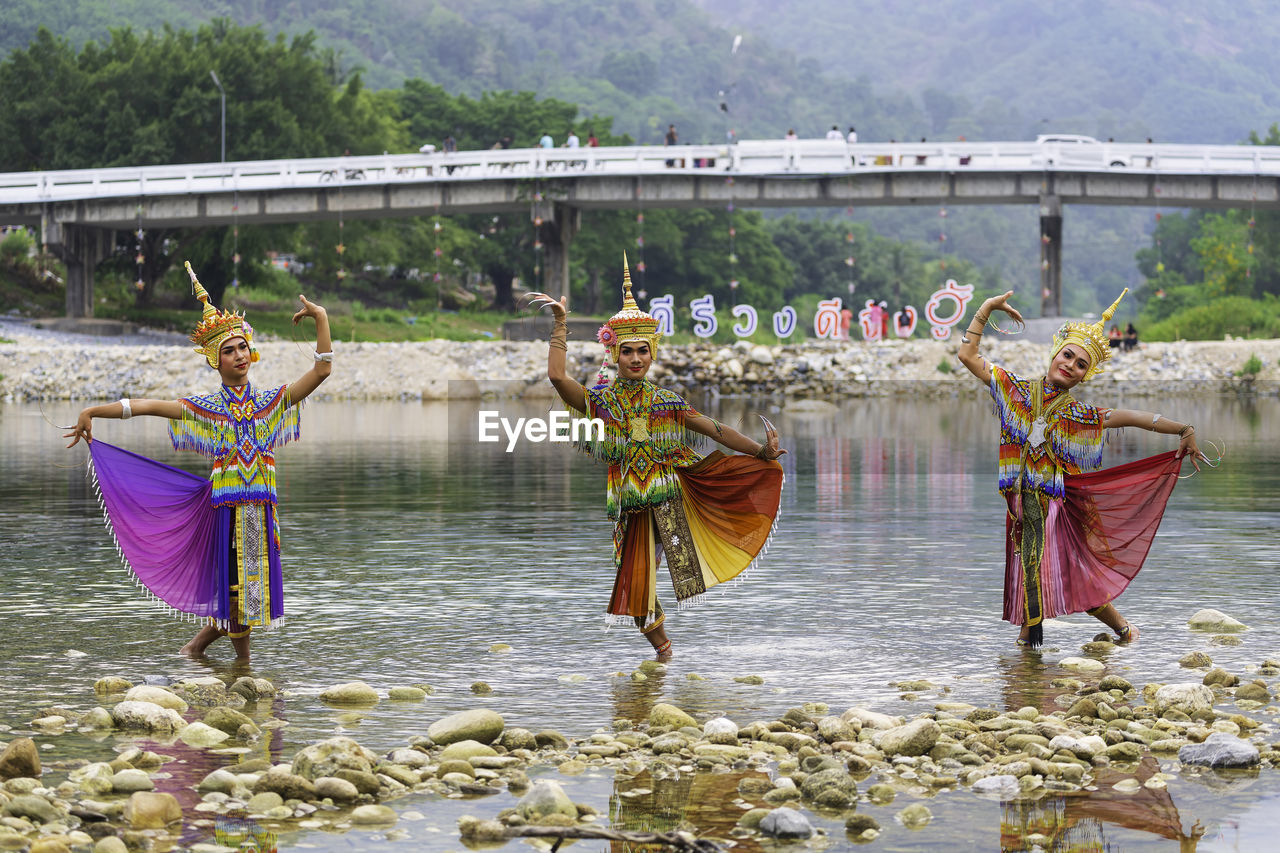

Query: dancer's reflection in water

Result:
[996,651,1205,852]
[606,670,769,852]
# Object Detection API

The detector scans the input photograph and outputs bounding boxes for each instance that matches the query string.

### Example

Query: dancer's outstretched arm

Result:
[686,414,786,460]
[1104,408,1205,470]
[286,295,332,404]
[957,290,1023,385]
[65,399,182,446]
[527,292,587,412]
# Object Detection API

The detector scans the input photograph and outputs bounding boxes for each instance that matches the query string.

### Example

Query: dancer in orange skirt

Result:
[528,258,785,659]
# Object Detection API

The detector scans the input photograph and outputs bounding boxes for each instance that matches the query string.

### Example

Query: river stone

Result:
[1105,742,1143,762]
[817,716,859,743]
[247,791,284,813]
[93,839,127,853]
[0,738,40,780]
[174,677,228,706]
[384,748,431,769]
[1154,684,1215,716]
[110,701,186,733]
[759,806,813,839]
[1099,675,1134,692]
[648,703,697,730]
[28,839,72,853]
[1188,609,1247,632]
[1048,735,1097,759]
[1236,681,1271,702]
[1179,651,1213,668]
[81,708,114,730]
[314,776,360,802]
[499,728,538,751]
[734,675,764,685]
[1203,668,1238,688]
[3,794,61,824]
[845,813,881,836]
[875,719,941,757]
[203,706,254,735]
[123,792,181,829]
[897,803,933,829]
[196,769,240,794]
[738,808,770,829]
[428,710,505,746]
[843,708,903,730]
[293,736,379,780]
[436,760,476,779]
[178,721,231,748]
[229,677,276,701]
[122,686,187,713]
[350,804,398,826]
[253,768,317,801]
[1060,657,1106,673]
[972,774,1020,796]
[799,768,857,807]
[92,677,133,695]
[109,770,153,793]
[319,681,380,705]
[335,768,381,795]
[516,779,578,822]
[1179,733,1261,768]
[439,740,498,762]
[388,686,427,701]
[703,717,739,745]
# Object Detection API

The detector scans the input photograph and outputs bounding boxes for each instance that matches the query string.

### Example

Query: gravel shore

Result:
[2,318,1278,402]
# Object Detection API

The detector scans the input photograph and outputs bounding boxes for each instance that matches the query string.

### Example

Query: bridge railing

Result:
[2,140,1280,205]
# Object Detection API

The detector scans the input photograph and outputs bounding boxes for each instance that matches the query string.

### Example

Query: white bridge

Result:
[4,138,1278,318]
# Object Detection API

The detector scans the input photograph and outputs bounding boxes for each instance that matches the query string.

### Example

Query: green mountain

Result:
[693,0,1280,144]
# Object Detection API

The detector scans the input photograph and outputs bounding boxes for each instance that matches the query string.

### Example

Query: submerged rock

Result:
[648,703,697,730]
[1187,609,1248,632]
[759,806,813,839]
[1179,651,1213,668]
[319,681,380,706]
[516,779,578,822]
[428,709,505,746]
[0,737,40,780]
[123,792,181,829]
[1179,733,1261,768]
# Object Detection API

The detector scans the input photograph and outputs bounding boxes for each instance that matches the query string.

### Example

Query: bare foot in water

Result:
[1117,622,1139,643]
[655,646,673,662]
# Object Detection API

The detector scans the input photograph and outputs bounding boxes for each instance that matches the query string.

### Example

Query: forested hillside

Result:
[1,0,1277,338]
[694,0,1280,145]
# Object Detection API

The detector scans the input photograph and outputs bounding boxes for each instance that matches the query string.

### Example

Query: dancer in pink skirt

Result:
[958,289,1207,647]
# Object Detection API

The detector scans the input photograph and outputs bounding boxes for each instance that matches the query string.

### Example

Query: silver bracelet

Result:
[119,398,132,420]
[314,351,335,363]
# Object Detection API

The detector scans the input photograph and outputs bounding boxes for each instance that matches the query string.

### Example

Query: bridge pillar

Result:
[44,218,115,319]
[1038,195,1062,318]
[535,202,580,298]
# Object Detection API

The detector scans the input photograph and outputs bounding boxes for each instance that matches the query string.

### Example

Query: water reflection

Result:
[1,394,1279,852]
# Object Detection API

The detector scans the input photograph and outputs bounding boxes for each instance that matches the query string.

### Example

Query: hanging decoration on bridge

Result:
[335,184,347,281]
[133,203,145,292]
[634,176,647,283]
[727,176,739,303]
[231,191,240,289]
[531,182,544,290]
[937,206,948,270]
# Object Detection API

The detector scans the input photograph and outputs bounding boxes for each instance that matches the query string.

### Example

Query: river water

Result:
[1,389,1278,851]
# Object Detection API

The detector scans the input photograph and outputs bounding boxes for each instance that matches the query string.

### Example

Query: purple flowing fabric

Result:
[88,440,225,620]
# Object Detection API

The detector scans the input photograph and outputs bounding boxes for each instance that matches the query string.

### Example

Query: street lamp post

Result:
[209,70,226,163]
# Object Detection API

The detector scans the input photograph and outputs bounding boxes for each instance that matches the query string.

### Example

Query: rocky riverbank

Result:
[0,608,1276,852]
[2,318,1278,401]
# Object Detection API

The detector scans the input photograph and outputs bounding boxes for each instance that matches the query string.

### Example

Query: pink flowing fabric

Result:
[88,440,224,620]
[1004,451,1181,623]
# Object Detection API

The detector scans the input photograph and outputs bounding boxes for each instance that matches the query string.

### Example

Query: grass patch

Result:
[1237,354,1264,377]
[1142,295,1280,341]
[936,357,953,374]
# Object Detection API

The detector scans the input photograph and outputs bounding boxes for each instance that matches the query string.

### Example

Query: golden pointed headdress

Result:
[1049,287,1127,381]
[597,252,661,362]
[186,261,258,369]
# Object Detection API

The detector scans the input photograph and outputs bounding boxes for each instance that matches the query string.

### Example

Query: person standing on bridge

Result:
[65,263,332,660]
[957,289,1207,648]
[525,257,785,660]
